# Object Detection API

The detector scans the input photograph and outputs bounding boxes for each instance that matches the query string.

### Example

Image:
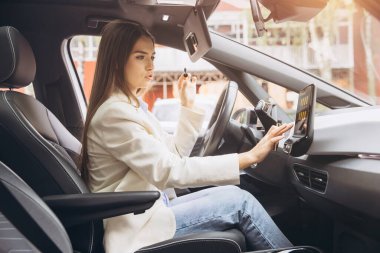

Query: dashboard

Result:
[244,89,380,239]
[229,83,380,230]
[308,106,380,155]
[288,105,380,238]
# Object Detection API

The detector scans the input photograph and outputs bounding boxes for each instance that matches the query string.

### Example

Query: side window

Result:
[70,35,100,102]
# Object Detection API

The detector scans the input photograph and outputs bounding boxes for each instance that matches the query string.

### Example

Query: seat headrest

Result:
[0,26,36,89]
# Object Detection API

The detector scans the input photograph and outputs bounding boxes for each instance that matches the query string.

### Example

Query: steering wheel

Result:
[199,81,238,156]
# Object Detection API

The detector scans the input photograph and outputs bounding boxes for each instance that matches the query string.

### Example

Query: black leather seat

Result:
[0,26,105,253]
[0,162,247,253]
[0,160,323,253]
[0,161,75,253]
[0,26,247,253]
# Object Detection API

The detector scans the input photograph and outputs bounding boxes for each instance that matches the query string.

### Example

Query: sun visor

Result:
[183,6,212,62]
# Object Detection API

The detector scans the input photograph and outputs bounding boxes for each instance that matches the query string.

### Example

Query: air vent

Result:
[310,170,328,192]
[293,164,328,193]
[293,165,310,187]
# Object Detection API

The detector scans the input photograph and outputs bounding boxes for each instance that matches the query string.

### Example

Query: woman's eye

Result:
[136,55,144,60]
[151,56,155,61]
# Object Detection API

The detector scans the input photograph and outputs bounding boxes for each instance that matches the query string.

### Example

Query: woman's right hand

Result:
[178,73,197,109]
[238,123,293,170]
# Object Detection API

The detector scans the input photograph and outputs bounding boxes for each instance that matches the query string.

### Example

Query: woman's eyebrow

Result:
[133,50,156,55]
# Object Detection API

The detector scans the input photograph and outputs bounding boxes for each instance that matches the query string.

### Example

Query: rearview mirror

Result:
[250,0,267,37]
[250,0,328,37]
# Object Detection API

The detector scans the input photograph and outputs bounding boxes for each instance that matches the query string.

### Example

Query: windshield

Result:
[209,0,380,105]
[153,99,215,122]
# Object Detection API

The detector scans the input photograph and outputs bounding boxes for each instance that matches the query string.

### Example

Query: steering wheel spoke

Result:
[199,81,238,156]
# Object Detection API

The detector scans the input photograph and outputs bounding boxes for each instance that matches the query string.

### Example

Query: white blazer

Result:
[87,90,240,253]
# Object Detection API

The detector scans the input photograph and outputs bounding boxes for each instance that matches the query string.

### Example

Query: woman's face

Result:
[124,35,155,95]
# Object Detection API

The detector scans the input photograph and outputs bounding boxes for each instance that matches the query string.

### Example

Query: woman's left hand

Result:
[178,73,197,109]
[239,123,294,170]
[250,123,293,163]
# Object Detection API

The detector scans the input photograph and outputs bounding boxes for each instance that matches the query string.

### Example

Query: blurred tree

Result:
[307,0,345,82]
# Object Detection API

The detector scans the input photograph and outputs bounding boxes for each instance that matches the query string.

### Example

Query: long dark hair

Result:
[80,20,155,183]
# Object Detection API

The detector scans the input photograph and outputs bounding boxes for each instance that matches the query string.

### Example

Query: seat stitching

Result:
[5,27,16,81]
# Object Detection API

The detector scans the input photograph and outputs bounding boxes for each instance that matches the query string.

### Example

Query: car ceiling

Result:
[0,0,219,50]
[0,0,373,110]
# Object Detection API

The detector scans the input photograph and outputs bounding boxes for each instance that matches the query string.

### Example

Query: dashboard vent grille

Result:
[293,164,328,193]
[310,170,328,192]
[293,165,310,187]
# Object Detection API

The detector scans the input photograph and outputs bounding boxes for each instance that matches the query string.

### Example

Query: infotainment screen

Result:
[294,85,315,137]
[283,84,315,156]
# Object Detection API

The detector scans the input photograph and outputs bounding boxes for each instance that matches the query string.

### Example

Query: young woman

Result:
[81,20,293,253]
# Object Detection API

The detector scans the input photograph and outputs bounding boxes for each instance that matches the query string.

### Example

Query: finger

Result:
[267,125,276,135]
[178,74,185,83]
[191,75,197,84]
[271,135,284,144]
[284,123,294,132]
[276,123,293,135]
[178,73,188,90]
[270,124,288,136]
[182,73,192,88]
[178,76,183,90]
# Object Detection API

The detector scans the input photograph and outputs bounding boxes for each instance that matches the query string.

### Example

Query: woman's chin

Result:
[142,80,153,88]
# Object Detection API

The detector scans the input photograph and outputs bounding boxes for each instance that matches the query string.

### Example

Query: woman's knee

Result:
[231,188,264,214]
[211,186,261,211]
[219,187,253,205]
[217,185,241,192]
[240,189,259,202]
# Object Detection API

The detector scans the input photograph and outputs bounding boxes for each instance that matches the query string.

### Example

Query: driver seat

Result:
[0,161,246,253]
[0,26,246,253]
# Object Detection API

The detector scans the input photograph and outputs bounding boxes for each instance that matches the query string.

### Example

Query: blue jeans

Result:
[169,185,292,250]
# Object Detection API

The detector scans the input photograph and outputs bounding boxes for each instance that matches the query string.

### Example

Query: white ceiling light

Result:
[162,14,170,21]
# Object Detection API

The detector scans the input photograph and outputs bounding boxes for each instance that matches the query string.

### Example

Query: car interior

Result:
[0,0,379,253]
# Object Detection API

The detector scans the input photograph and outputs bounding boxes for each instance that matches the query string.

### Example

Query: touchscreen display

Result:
[294,85,314,137]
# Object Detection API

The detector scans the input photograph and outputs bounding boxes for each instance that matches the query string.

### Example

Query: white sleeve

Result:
[97,104,240,190]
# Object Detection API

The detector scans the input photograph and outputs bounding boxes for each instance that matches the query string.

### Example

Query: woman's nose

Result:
[146,59,154,70]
